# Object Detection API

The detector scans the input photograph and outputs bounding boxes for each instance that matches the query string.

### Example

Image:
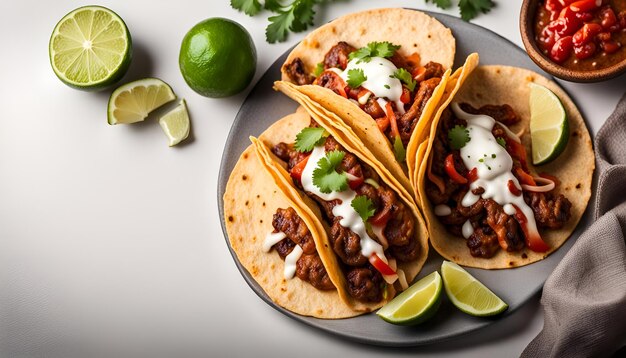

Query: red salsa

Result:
[534,0,626,70]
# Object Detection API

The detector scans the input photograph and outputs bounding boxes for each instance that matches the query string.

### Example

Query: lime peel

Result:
[159,99,191,147]
[529,83,569,165]
[376,271,442,325]
[107,78,176,125]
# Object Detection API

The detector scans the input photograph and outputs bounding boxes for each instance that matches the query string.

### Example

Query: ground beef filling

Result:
[272,132,418,302]
[271,207,334,291]
[283,42,445,147]
[426,103,572,258]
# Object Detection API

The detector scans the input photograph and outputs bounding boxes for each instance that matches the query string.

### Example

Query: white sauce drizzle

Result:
[462,220,474,239]
[452,103,540,241]
[263,232,286,252]
[340,57,405,114]
[284,245,303,279]
[434,204,452,216]
[301,145,387,261]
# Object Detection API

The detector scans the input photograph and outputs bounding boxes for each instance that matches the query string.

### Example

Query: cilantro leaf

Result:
[459,0,495,21]
[313,62,324,77]
[448,125,471,150]
[265,0,323,43]
[426,0,453,9]
[231,0,262,16]
[393,136,406,162]
[347,69,367,88]
[393,68,416,92]
[312,150,348,193]
[264,0,283,11]
[266,10,294,43]
[496,137,507,148]
[348,41,400,63]
[295,127,327,152]
[351,195,377,222]
[290,0,316,32]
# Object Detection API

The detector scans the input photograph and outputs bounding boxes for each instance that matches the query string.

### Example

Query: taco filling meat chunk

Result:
[272,121,419,302]
[283,41,445,159]
[264,207,335,291]
[425,102,572,258]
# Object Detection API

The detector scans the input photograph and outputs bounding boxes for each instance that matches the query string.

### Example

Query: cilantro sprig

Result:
[312,150,348,193]
[295,127,328,152]
[426,0,495,21]
[496,137,507,148]
[347,69,367,88]
[231,0,329,43]
[351,195,376,222]
[393,68,416,92]
[348,42,401,63]
[448,125,471,150]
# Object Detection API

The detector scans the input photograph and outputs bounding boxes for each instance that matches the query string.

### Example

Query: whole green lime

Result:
[179,18,256,98]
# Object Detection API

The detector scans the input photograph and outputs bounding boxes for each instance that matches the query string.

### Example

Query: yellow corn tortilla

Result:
[281,8,455,82]
[224,117,361,318]
[417,64,594,269]
[255,105,430,311]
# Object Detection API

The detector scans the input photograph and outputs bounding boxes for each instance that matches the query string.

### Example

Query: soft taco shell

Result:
[224,118,360,318]
[281,8,455,81]
[257,105,430,306]
[418,65,594,269]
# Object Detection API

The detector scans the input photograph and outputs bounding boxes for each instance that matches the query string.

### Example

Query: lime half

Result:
[108,78,176,125]
[49,6,132,90]
[441,261,508,317]
[159,99,190,146]
[529,83,569,165]
[376,271,442,325]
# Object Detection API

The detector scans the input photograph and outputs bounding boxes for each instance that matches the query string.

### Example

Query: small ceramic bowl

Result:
[519,0,626,82]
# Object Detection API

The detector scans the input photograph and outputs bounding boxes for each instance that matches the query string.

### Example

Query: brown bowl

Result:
[520,0,626,82]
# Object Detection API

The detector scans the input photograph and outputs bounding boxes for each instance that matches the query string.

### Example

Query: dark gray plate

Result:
[218,11,588,346]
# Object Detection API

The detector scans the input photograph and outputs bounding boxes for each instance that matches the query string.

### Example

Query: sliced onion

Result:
[521,176,556,192]
[515,127,526,138]
[397,269,409,291]
[382,273,398,285]
[499,122,522,143]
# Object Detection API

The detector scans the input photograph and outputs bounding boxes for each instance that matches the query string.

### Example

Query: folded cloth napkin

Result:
[522,93,626,358]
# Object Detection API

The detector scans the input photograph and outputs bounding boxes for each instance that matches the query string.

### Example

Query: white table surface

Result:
[1,0,624,357]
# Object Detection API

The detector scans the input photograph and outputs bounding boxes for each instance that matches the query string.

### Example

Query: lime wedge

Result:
[49,6,132,90]
[441,261,508,317]
[376,271,442,325]
[529,83,569,165]
[159,99,190,146]
[107,78,176,125]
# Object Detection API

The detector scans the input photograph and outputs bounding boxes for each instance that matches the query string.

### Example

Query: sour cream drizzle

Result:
[434,204,452,216]
[451,103,540,241]
[340,57,405,115]
[263,232,286,252]
[284,245,303,279]
[301,145,387,261]
[462,220,474,239]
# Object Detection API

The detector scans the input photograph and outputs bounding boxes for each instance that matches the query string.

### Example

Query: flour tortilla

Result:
[255,106,430,310]
[418,64,594,269]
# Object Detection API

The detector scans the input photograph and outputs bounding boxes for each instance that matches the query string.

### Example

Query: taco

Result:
[279,8,456,195]
[225,112,367,318]
[417,64,594,269]
[253,99,430,312]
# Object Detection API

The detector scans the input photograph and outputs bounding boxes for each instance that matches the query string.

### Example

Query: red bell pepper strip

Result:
[444,154,468,184]
[369,253,396,276]
[290,155,310,181]
[512,204,550,252]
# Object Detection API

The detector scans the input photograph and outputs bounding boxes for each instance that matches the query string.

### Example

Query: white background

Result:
[1,0,624,357]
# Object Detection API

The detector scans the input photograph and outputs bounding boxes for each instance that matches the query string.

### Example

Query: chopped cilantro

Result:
[478,158,484,163]
[295,127,328,152]
[459,0,495,21]
[491,153,496,158]
[393,136,406,162]
[448,125,471,150]
[384,84,391,89]
[496,137,507,148]
[347,68,367,88]
[351,195,377,222]
[312,150,348,193]
[393,68,417,92]
[348,41,401,63]
[313,62,324,77]
[426,0,453,9]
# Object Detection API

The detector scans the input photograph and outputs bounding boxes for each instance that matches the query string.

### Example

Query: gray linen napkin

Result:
[522,93,626,358]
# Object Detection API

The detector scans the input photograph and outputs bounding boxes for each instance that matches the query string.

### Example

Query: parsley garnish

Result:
[312,150,348,193]
[232,0,326,43]
[393,68,416,92]
[295,127,328,152]
[448,125,471,150]
[348,42,401,63]
[346,69,367,88]
[313,62,324,77]
[351,195,376,222]
[393,136,406,162]
[496,137,507,148]
[425,0,495,21]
